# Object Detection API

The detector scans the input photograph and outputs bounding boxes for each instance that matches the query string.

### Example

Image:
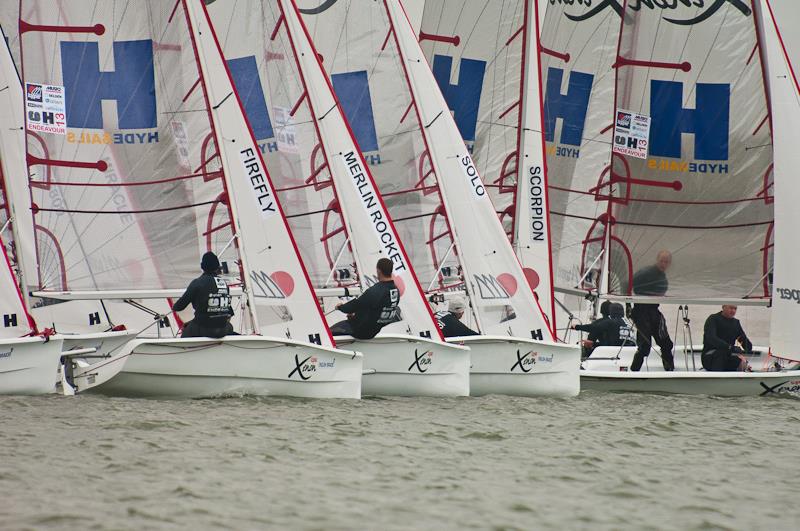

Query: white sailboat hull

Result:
[450,336,580,397]
[337,334,470,397]
[581,370,800,397]
[61,330,138,393]
[0,336,64,395]
[582,345,800,396]
[92,336,363,399]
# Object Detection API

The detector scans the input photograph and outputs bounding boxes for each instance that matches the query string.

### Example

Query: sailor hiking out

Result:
[702,305,753,372]
[331,258,401,339]
[435,297,479,338]
[172,252,235,338]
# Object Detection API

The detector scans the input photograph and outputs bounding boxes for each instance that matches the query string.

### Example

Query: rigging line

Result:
[31,170,219,188]
[284,207,335,219]
[551,210,772,229]
[36,200,220,215]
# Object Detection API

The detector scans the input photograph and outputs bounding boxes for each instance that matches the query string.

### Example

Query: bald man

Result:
[702,305,752,371]
[630,250,675,371]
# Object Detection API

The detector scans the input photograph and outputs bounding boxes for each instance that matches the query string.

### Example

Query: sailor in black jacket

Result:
[330,258,401,339]
[629,250,675,371]
[435,297,479,338]
[572,302,633,358]
[702,305,752,371]
[172,251,234,338]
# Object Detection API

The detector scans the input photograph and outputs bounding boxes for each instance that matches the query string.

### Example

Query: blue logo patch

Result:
[543,67,593,147]
[331,70,379,152]
[61,39,156,130]
[228,55,274,141]
[649,80,730,160]
[431,54,486,142]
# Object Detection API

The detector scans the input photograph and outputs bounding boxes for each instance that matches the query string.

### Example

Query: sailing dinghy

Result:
[205,0,470,397]
[301,0,580,397]
[571,0,800,396]
[18,0,362,399]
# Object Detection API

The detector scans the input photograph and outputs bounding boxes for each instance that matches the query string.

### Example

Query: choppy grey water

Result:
[1,392,798,530]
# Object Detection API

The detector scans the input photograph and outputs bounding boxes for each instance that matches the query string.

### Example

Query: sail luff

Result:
[192,0,336,345]
[513,0,556,333]
[762,0,800,361]
[181,0,260,334]
[383,0,487,334]
[0,24,38,306]
[384,0,554,341]
[278,0,445,340]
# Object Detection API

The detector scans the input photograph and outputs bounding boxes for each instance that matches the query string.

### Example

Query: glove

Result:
[732,345,744,354]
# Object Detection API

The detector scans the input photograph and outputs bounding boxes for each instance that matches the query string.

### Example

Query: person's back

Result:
[173,252,234,338]
[343,279,400,339]
[574,303,632,350]
[332,258,401,340]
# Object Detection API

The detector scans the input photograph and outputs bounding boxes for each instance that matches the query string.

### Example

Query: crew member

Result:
[702,305,752,371]
[630,250,675,371]
[173,251,234,338]
[435,297,479,338]
[331,258,401,339]
[572,302,633,359]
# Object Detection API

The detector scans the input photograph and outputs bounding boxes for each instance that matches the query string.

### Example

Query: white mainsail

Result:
[607,1,773,302]
[383,0,552,339]
[19,1,214,299]
[761,0,800,362]
[187,0,337,344]
[418,0,557,331]
[206,0,444,340]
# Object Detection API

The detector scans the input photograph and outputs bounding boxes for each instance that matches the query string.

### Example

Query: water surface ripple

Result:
[1,392,798,530]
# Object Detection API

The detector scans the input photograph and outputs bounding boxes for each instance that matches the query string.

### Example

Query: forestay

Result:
[189,0,335,344]
[538,2,621,295]
[762,0,800,362]
[607,0,773,301]
[206,0,443,339]
[418,0,556,331]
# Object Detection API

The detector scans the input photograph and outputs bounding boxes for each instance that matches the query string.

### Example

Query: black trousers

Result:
[330,319,354,336]
[181,319,234,338]
[701,349,742,371]
[630,305,674,370]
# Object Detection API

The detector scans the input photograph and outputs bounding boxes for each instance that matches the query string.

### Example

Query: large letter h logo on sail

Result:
[649,81,730,160]
[61,40,156,130]
[431,55,486,142]
[543,67,593,147]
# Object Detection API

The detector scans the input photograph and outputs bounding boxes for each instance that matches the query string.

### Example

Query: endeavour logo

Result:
[288,354,318,380]
[408,349,434,373]
[556,0,751,25]
[775,287,800,304]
